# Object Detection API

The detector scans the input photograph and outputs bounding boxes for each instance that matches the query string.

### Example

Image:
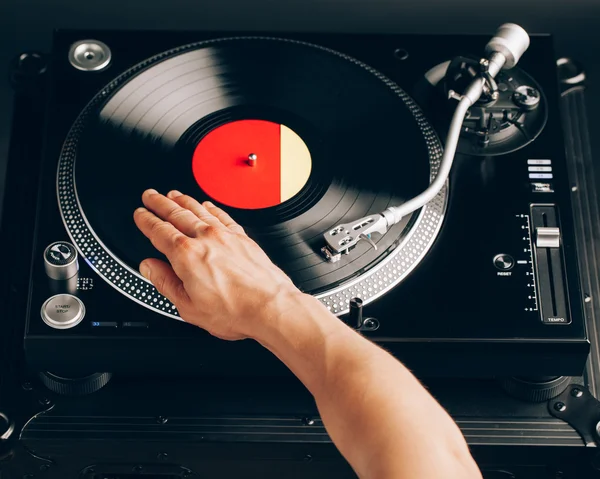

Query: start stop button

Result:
[41,294,85,329]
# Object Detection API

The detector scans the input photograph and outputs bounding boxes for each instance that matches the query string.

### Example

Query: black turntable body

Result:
[2,24,600,478]
[18,29,589,381]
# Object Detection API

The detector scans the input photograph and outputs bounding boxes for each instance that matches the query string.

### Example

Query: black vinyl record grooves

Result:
[64,37,441,303]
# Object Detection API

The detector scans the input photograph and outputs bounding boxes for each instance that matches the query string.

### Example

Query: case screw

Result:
[156,416,168,424]
[554,401,566,412]
[393,48,409,61]
[571,387,583,398]
[362,318,380,331]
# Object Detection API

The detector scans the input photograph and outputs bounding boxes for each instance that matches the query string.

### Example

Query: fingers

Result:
[136,189,245,249]
[166,190,226,230]
[142,189,205,237]
[204,201,246,234]
[166,190,245,234]
[139,258,190,309]
[134,207,189,257]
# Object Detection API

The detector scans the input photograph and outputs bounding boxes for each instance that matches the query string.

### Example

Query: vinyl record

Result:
[58,37,446,317]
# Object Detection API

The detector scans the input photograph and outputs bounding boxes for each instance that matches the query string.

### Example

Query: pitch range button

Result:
[493,254,514,271]
[41,294,85,330]
[44,241,79,280]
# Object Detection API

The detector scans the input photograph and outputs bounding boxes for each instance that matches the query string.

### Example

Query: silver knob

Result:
[68,39,112,72]
[536,227,561,248]
[514,85,541,110]
[493,254,515,271]
[485,23,530,69]
[44,241,79,280]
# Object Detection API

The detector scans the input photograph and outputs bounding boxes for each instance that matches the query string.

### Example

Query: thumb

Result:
[139,258,190,309]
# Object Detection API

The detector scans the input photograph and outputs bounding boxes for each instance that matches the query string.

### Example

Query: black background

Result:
[0,5,599,475]
[0,0,599,219]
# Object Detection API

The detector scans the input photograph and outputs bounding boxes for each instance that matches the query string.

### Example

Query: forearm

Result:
[133,190,477,475]
[257,292,482,479]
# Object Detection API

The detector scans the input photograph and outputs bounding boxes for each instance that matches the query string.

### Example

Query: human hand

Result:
[133,189,301,340]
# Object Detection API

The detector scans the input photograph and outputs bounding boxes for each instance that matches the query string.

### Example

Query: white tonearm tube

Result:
[322,23,531,263]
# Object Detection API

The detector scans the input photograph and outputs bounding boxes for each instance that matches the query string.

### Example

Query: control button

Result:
[44,241,79,280]
[528,159,552,165]
[531,182,554,193]
[123,321,149,328]
[41,294,85,329]
[529,173,553,179]
[536,227,561,248]
[91,321,118,328]
[493,254,514,270]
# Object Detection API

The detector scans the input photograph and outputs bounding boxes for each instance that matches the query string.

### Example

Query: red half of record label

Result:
[192,119,312,209]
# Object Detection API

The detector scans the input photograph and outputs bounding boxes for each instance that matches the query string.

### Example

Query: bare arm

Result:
[134,189,482,479]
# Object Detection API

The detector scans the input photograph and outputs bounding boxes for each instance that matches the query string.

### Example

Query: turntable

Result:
[21,25,588,391]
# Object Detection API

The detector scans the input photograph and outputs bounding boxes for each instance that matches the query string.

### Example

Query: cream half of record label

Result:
[192,119,312,209]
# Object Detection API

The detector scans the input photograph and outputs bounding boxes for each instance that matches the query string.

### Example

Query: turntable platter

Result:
[57,37,446,317]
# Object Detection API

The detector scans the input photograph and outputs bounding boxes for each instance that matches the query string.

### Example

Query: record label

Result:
[192,119,312,209]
